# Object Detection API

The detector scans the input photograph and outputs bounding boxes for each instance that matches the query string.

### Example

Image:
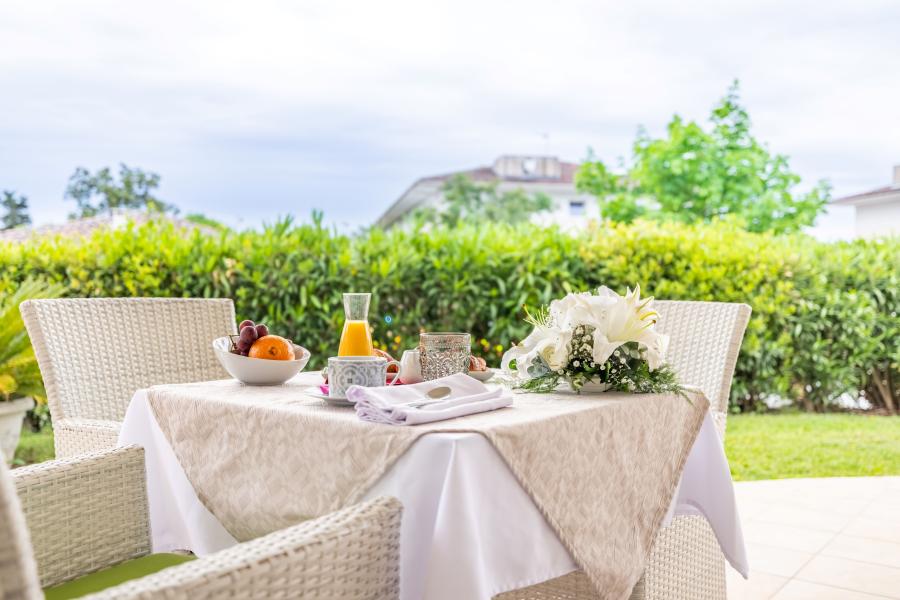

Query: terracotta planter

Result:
[0,397,34,464]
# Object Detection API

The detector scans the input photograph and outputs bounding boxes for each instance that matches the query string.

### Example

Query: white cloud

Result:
[0,0,898,232]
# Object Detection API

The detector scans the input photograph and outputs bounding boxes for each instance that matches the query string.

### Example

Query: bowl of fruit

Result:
[213,320,310,385]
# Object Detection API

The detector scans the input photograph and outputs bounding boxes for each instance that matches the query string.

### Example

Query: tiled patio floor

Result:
[728,476,900,599]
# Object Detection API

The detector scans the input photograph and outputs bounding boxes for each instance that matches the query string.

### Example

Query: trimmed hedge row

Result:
[1,218,897,412]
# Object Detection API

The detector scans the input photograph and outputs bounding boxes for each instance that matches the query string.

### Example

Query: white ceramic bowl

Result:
[468,368,495,382]
[213,336,311,385]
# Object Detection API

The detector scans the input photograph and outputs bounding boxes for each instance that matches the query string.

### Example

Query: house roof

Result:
[375,157,582,228]
[417,161,580,185]
[832,185,900,207]
[0,210,216,243]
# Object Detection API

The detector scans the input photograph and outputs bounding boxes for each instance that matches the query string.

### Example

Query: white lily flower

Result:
[501,284,670,382]
[589,284,668,370]
[501,322,572,378]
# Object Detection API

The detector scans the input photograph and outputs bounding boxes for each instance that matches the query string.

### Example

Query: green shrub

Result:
[1,218,896,413]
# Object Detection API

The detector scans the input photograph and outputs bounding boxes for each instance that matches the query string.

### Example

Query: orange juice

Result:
[338,319,373,356]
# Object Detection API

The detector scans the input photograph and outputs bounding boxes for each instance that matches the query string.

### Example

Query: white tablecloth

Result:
[119,389,748,600]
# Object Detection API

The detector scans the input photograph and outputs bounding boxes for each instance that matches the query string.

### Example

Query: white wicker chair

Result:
[495,300,751,600]
[20,298,237,458]
[0,445,402,599]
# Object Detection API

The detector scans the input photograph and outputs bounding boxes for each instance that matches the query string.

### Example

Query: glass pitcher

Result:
[338,292,374,356]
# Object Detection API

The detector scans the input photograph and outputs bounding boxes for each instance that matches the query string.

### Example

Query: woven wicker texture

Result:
[637,515,726,599]
[12,445,151,588]
[654,301,751,439]
[495,300,750,600]
[20,297,236,457]
[51,419,121,458]
[494,516,723,600]
[85,496,403,599]
[0,451,42,600]
[2,445,402,599]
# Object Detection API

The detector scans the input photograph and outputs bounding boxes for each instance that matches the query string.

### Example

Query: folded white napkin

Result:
[348,373,513,425]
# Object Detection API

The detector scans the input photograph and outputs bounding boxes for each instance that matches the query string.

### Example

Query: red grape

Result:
[240,350,250,356]
[239,326,258,345]
[255,324,269,338]
[236,338,251,352]
[239,319,255,331]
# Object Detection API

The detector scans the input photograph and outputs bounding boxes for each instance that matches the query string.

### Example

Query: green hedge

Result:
[1,218,897,413]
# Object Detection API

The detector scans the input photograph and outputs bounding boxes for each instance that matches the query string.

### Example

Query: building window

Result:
[569,200,586,216]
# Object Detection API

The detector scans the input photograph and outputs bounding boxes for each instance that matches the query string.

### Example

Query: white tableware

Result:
[303,387,355,407]
[398,349,424,384]
[467,368,495,382]
[212,336,310,385]
[328,355,400,399]
[425,385,452,400]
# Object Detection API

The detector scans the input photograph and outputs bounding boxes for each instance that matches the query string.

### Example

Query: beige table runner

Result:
[147,372,708,600]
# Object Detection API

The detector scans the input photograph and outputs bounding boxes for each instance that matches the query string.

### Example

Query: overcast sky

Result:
[1,0,898,237]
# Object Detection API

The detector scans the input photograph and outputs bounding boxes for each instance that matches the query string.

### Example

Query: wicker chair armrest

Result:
[12,445,151,588]
[53,418,122,458]
[85,496,403,600]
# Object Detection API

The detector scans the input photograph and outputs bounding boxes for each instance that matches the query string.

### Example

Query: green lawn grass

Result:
[726,413,900,481]
[12,415,900,481]
[13,428,55,467]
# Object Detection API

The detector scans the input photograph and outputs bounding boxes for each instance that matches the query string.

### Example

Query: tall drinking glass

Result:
[419,332,471,380]
[338,293,374,356]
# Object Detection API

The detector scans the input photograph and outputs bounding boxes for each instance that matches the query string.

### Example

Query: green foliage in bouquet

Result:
[504,286,684,395]
[0,215,896,415]
[517,335,682,395]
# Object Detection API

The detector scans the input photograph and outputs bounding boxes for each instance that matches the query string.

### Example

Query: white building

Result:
[376,155,599,229]
[0,209,216,243]
[832,165,900,239]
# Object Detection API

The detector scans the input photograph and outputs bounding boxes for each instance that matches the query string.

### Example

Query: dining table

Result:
[118,371,748,600]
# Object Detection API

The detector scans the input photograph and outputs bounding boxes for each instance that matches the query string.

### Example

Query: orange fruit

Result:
[248,335,295,361]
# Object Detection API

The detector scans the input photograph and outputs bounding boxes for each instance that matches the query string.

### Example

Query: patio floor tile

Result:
[821,534,900,569]
[771,580,892,600]
[794,555,900,598]
[862,500,900,523]
[744,543,814,578]
[753,505,853,533]
[741,520,835,554]
[726,568,788,600]
[728,477,900,600]
[843,516,900,544]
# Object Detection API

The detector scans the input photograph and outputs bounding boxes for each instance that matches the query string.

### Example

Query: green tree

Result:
[413,174,553,227]
[65,164,176,219]
[1,191,31,230]
[184,213,229,231]
[576,81,830,234]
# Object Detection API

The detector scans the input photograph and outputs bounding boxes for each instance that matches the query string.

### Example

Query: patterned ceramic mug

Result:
[327,356,400,399]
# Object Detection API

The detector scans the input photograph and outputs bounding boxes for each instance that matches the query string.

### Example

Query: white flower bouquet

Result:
[501,285,682,394]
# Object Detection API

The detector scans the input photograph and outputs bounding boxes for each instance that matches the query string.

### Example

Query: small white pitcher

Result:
[398,349,424,384]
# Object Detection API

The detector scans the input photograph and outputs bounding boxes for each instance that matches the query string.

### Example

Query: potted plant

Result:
[0,280,61,464]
